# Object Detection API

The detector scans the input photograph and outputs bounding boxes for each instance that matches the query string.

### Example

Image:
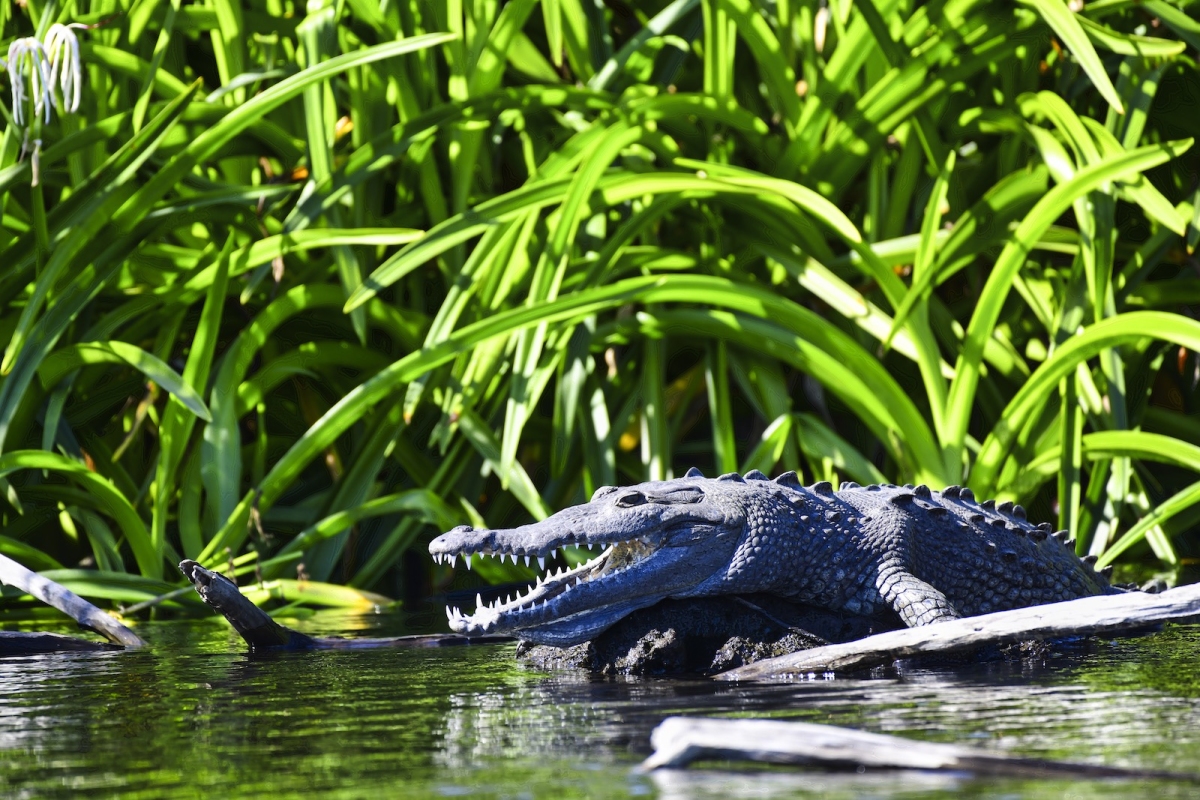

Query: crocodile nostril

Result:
[591,485,618,501]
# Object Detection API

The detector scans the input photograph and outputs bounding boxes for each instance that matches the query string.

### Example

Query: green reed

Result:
[0,0,1198,611]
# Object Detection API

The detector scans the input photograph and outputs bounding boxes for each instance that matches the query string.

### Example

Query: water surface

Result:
[2,611,1200,798]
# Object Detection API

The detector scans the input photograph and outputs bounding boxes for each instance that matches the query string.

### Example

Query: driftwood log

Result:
[179,560,511,649]
[640,717,1198,779]
[0,553,144,650]
[721,581,1200,681]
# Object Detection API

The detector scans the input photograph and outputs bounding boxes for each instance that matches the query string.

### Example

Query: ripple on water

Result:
[0,616,1199,797]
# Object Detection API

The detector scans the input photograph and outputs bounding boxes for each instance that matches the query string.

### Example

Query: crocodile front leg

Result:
[876,561,960,626]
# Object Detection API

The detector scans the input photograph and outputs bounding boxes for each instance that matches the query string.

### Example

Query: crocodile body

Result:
[428,470,1119,647]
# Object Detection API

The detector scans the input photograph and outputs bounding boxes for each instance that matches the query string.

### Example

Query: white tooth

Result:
[588,543,594,550]
[449,554,457,568]
[476,593,483,609]
[445,605,452,620]
[524,555,530,567]
[536,555,544,570]
[465,554,473,571]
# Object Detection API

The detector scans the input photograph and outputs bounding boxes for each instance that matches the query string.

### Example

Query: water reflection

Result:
[0,617,1198,797]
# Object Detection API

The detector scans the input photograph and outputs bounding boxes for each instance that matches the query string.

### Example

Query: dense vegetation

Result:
[0,0,1199,617]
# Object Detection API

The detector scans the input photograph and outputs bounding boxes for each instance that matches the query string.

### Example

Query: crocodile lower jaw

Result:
[441,538,661,635]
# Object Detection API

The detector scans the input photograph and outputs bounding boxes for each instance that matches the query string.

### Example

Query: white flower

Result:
[4,37,53,126]
[0,23,86,127]
[43,23,85,114]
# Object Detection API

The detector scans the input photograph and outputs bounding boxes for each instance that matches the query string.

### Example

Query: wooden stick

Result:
[640,717,1198,779]
[0,553,144,647]
[720,582,1200,681]
[179,560,512,650]
[180,560,318,649]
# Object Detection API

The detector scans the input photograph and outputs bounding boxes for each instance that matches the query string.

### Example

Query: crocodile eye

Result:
[591,486,618,501]
[615,490,647,508]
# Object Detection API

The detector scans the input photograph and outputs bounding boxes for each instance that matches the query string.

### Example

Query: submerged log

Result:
[0,630,124,655]
[179,560,512,650]
[721,582,1200,681]
[641,717,1199,779]
[0,553,144,649]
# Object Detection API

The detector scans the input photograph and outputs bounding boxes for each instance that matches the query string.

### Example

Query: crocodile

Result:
[428,470,1120,647]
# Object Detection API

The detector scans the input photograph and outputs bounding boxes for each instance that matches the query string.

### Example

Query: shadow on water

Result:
[2,614,1200,798]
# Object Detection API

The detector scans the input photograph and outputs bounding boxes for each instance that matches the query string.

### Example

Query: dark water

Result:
[3,611,1200,798]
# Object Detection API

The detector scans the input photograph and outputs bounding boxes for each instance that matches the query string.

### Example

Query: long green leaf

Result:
[0,452,157,577]
[974,311,1200,493]
[204,273,948,562]
[37,342,211,422]
[1019,0,1124,114]
[945,138,1192,467]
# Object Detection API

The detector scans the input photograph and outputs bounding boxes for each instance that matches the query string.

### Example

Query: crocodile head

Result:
[428,471,765,646]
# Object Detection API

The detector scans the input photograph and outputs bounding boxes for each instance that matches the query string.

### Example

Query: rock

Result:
[709,632,826,674]
[517,594,902,675]
[614,628,687,675]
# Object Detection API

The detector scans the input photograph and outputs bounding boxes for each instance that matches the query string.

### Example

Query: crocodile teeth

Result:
[524,555,530,567]
[538,555,546,570]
